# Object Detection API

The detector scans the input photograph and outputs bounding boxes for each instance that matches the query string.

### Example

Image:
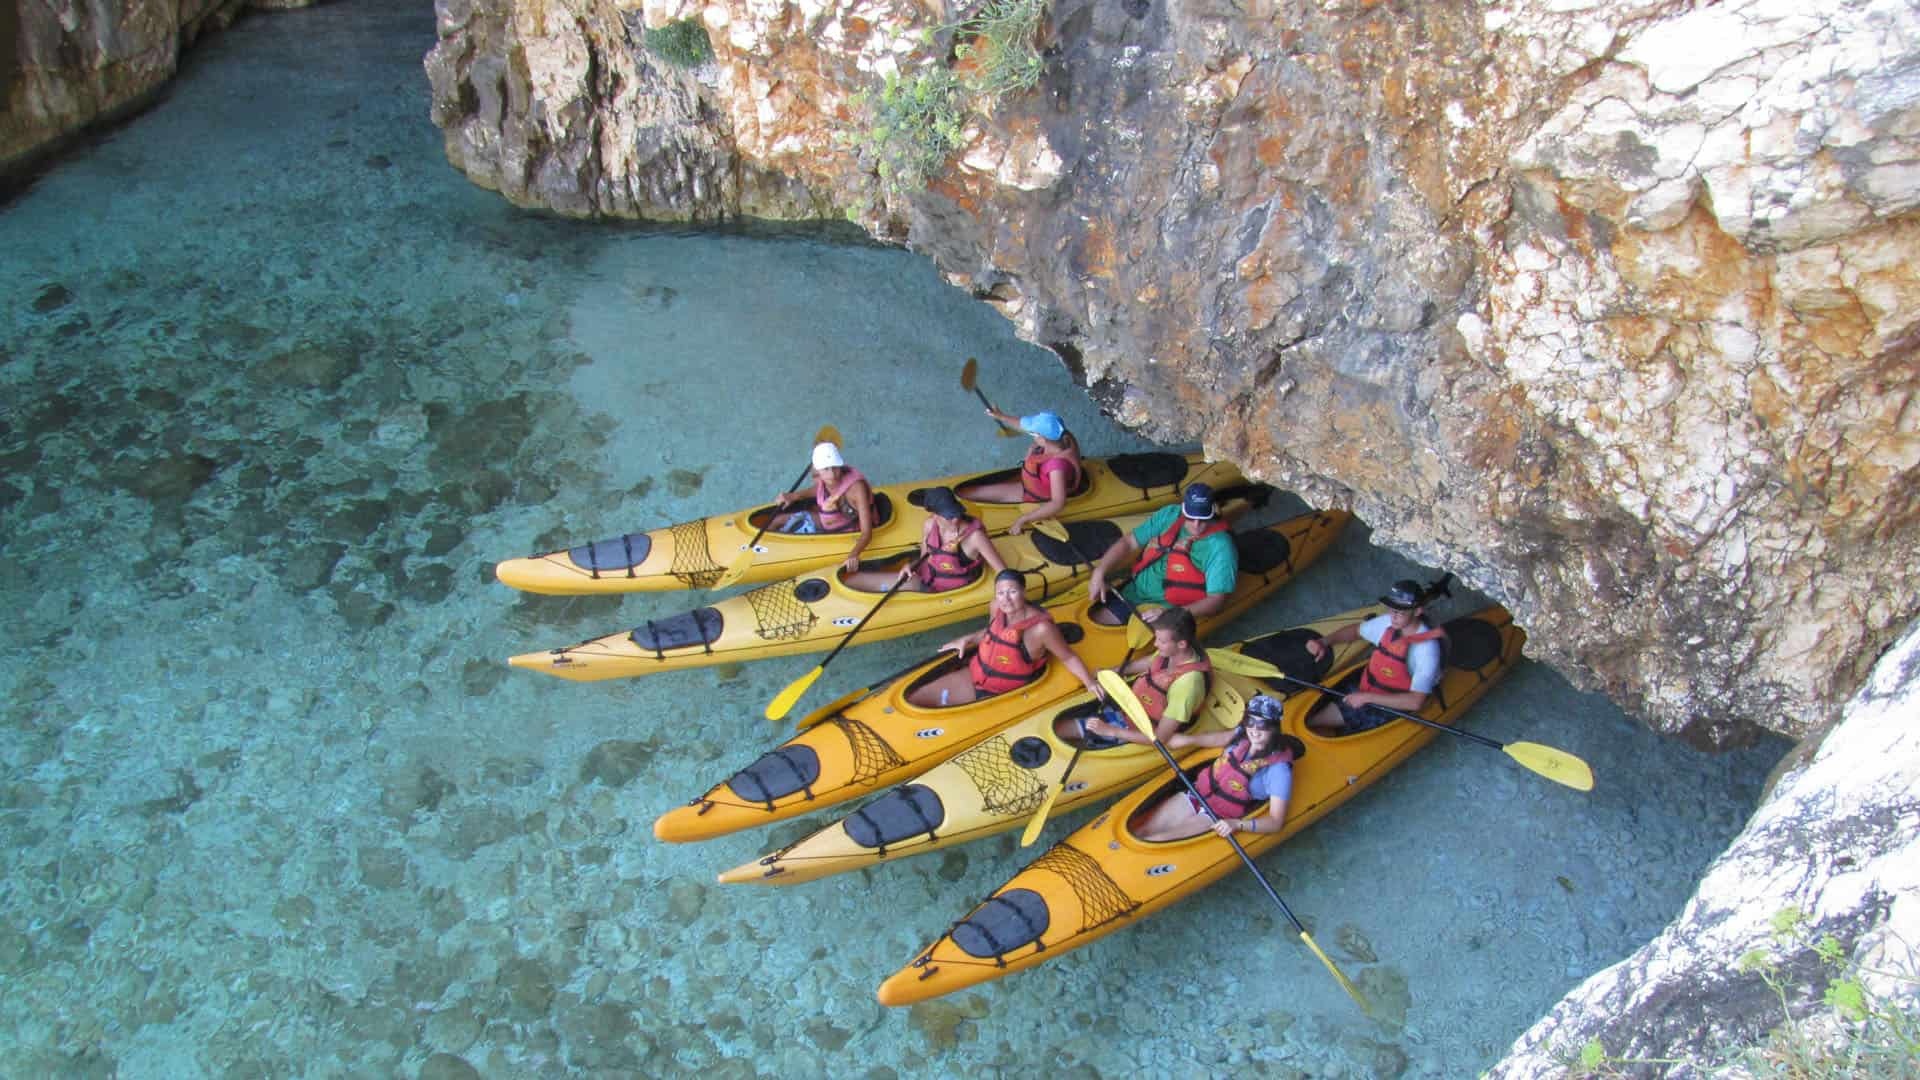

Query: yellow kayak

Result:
[511,507,1207,682]
[652,509,1352,843]
[875,606,1524,1006]
[495,453,1244,594]
[714,606,1387,885]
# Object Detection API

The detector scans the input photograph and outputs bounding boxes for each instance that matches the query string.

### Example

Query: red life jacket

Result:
[1359,623,1447,694]
[1192,734,1285,818]
[811,467,866,531]
[1020,444,1081,503]
[916,517,985,592]
[1130,517,1231,606]
[968,610,1052,694]
[1131,653,1211,727]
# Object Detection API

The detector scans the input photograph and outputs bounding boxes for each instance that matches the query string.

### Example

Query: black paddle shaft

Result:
[741,461,816,554]
[1273,671,1505,752]
[815,558,922,669]
[1141,736,1311,937]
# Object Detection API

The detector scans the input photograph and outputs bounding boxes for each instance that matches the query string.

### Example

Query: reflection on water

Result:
[0,2,1784,1075]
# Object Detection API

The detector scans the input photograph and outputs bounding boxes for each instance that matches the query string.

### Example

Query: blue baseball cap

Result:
[1018,411,1065,441]
[1181,482,1216,520]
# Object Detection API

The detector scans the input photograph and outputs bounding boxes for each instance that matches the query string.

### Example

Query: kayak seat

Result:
[1429,615,1503,711]
[1442,616,1501,672]
[750,492,895,530]
[1231,529,1293,577]
[952,888,1051,959]
[1031,519,1122,567]
[629,607,723,653]
[727,745,822,806]
[1106,451,1190,492]
[568,531,653,573]
[845,784,945,850]
[1241,627,1333,684]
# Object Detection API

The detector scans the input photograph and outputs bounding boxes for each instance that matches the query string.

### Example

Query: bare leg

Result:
[843,569,929,593]
[957,479,1024,505]
[1133,792,1213,841]
[1306,699,1346,735]
[905,668,981,709]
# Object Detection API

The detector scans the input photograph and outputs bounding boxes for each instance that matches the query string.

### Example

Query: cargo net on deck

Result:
[1034,844,1139,930]
[953,736,1047,817]
[668,521,724,589]
[744,580,818,641]
[831,716,908,787]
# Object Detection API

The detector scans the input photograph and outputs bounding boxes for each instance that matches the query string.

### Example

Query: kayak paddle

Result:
[1030,517,1153,650]
[959,358,1020,437]
[716,424,843,590]
[765,557,921,721]
[1204,648,1595,792]
[1099,669,1371,1015]
[1020,668,1201,846]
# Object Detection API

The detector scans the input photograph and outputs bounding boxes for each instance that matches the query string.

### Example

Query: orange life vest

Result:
[916,517,985,592]
[1192,734,1284,818]
[968,610,1052,694]
[1130,517,1231,606]
[1131,653,1211,727]
[1359,623,1446,694]
[812,467,866,531]
[1020,444,1081,503]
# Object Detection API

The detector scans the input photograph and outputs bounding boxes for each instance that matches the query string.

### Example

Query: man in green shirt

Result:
[1087,482,1239,621]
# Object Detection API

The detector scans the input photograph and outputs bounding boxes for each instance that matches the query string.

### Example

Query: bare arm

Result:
[1087,533,1142,602]
[1011,469,1071,532]
[1305,622,1360,660]
[969,532,1008,575]
[1216,790,1290,838]
[1166,727,1236,751]
[1036,624,1102,699]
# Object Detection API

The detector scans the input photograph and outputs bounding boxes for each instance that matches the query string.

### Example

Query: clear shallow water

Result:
[0,3,1787,1076]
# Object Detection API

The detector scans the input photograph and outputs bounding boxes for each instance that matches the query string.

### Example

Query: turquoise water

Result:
[0,3,1787,1076]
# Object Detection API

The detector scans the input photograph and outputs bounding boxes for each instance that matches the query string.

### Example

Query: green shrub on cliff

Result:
[851,0,1048,202]
[850,68,968,197]
[1567,907,1920,1078]
[646,18,713,69]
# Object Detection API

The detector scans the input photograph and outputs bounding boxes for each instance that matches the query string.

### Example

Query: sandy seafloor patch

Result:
[0,3,1787,1076]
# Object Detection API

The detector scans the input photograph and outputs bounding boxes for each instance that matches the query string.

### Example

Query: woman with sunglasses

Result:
[1131,692,1304,842]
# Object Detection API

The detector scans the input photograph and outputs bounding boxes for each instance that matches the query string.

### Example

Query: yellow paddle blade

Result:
[1206,647,1281,679]
[1097,670,1153,738]
[1020,785,1063,847]
[1507,742,1596,792]
[794,681,871,732]
[960,357,978,391]
[1031,517,1069,542]
[1125,606,1157,650]
[765,665,824,721]
[1300,931,1371,1015]
[816,423,842,447]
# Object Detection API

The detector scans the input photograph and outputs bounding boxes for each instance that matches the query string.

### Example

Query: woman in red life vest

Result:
[904,569,1103,707]
[769,441,877,573]
[1061,606,1212,748]
[1087,482,1239,620]
[1131,693,1304,842]
[960,408,1082,535]
[1305,578,1446,735]
[843,486,1006,593]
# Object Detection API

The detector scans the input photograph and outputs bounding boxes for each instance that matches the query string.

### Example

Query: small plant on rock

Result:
[646,18,714,69]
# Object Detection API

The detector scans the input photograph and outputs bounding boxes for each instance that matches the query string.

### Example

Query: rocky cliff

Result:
[1,0,314,187]
[424,0,1919,754]
[422,1,1920,1064]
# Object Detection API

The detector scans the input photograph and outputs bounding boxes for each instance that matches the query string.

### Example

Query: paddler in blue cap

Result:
[1085,482,1239,621]
[960,406,1083,535]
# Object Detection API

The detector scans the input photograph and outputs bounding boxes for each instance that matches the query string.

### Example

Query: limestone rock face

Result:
[421,0,836,219]
[425,0,1920,748]
[1490,616,1920,1077]
[0,0,312,182]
